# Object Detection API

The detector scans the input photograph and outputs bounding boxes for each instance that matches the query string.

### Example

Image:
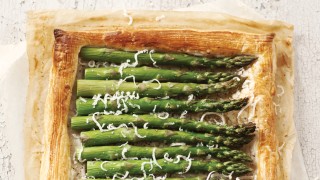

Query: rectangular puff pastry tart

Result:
[25,10,294,180]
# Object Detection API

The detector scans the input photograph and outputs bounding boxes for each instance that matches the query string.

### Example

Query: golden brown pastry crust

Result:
[25,9,294,180]
[41,28,277,179]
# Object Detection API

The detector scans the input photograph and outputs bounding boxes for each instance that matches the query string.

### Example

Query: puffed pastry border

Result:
[25,10,294,180]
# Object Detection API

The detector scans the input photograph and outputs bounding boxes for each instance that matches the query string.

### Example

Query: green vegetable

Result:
[79,47,256,68]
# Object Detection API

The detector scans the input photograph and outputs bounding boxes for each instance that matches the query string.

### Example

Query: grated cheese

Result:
[199,112,226,125]
[173,152,193,174]
[121,147,128,160]
[142,79,162,89]
[143,123,149,129]
[170,142,186,147]
[112,171,129,180]
[187,94,194,103]
[179,110,188,119]
[164,122,175,126]
[118,50,148,76]
[79,97,87,102]
[100,161,109,172]
[157,112,169,119]
[206,171,216,180]
[77,144,86,163]
[248,96,262,122]
[163,153,173,162]
[149,50,158,67]
[161,96,170,99]
[141,160,153,178]
[155,15,166,22]
[119,141,128,147]
[152,105,157,113]
[92,94,102,108]
[117,75,138,88]
[152,148,162,169]
[129,122,146,138]
[88,60,95,67]
[123,9,133,25]
[276,85,285,97]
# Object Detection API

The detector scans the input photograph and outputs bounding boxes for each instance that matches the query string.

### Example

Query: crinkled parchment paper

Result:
[0,1,308,179]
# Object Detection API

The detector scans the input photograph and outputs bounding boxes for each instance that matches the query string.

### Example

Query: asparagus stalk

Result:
[79,145,252,162]
[86,159,251,178]
[71,114,255,136]
[79,47,257,68]
[84,66,236,83]
[76,97,248,116]
[77,78,242,97]
[80,128,254,147]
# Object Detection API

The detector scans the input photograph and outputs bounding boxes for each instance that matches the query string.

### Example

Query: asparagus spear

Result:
[79,47,257,68]
[77,78,242,97]
[80,128,254,147]
[76,97,248,116]
[79,145,252,162]
[84,66,236,83]
[71,114,255,136]
[86,159,251,178]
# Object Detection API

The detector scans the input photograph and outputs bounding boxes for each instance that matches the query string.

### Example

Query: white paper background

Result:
[0,1,308,179]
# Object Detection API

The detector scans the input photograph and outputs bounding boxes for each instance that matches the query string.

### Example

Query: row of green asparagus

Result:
[79,47,257,69]
[76,48,255,178]
[76,97,248,115]
[87,159,251,178]
[72,114,255,136]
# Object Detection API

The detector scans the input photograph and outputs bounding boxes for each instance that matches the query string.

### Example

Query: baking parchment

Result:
[0,1,308,179]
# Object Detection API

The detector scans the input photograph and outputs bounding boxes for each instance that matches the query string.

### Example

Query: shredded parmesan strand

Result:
[123,9,133,25]
[143,123,149,129]
[91,112,105,132]
[207,144,219,149]
[196,142,204,147]
[155,15,165,21]
[199,112,226,125]
[180,110,188,119]
[92,94,102,108]
[117,75,137,88]
[79,97,87,102]
[206,171,216,180]
[157,112,169,119]
[161,96,170,99]
[163,153,173,162]
[152,148,162,169]
[248,96,262,121]
[152,105,157,113]
[142,79,162,89]
[141,160,153,178]
[276,85,285,97]
[88,60,95,67]
[77,145,86,163]
[100,161,109,172]
[149,50,158,67]
[129,122,146,138]
[121,147,128,160]
[112,171,129,180]
[187,94,194,103]
[170,142,186,147]
[173,152,193,174]
[149,174,167,180]
[118,50,148,76]
[119,141,128,147]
